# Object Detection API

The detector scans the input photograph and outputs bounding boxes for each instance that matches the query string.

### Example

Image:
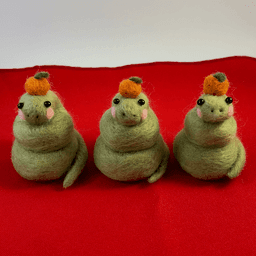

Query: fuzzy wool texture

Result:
[94,92,170,182]
[119,79,142,98]
[173,93,246,180]
[11,90,88,188]
[203,74,229,96]
[25,76,51,96]
[34,72,49,79]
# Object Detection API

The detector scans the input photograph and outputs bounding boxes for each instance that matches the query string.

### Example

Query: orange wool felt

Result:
[119,79,142,98]
[203,75,229,96]
[25,76,50,96]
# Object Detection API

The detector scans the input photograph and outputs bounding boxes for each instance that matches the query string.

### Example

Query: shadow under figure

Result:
[11,72,88,188]
[173,72,246,180]
[94,77,170,183]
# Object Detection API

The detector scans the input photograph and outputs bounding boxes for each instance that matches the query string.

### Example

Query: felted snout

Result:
[18,95,55,125]
[196,95,233,123]
[197,105,230,122]
[122,100,139,117]
[116,99,142,125]
[21,105,50,125]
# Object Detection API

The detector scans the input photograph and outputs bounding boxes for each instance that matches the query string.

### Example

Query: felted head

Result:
[196,72,234,122]
[111,77,149,126]
[17,72,58,125]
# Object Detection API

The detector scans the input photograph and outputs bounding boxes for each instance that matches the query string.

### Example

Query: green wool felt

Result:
[129,77,142,84]
[213,72,226,82]
[173,94,246,180]
[34,71,49,79]
[11,90,88,188]
[94,92,170,182]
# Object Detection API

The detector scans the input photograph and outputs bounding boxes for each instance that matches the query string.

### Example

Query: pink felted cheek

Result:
[141,109,148,120]
[111,107,116,118]
[18,109,25,120]
[228,105,234,117]
[46,107,54,120]
[196,108,202,118]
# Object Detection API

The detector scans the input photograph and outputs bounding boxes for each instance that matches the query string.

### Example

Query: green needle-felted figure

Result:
[11,72,88,188]
[94,77,170,182]
[173,72,246,180]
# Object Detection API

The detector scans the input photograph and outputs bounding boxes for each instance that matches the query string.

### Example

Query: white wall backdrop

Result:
[1,0,256,68]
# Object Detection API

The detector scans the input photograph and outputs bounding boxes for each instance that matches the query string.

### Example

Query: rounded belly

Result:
[177,134,239,179]
[11,138,78,181]
[94,136,164,181]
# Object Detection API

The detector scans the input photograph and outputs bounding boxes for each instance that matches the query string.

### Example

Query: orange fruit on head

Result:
[25,72,50,96]
[203,72,229,96]
[119,77,142,98]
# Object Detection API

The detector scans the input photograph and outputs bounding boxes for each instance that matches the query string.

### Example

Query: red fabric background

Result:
[1,56,256,256]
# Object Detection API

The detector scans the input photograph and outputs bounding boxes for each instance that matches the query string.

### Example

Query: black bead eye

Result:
[138,99,145,106]
[44,101,51,108]
[225,97,233,104]
[17,102,24,109]
[113,98,120,104]
[197,99,205,106]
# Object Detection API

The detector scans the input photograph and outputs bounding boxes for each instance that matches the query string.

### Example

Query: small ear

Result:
[141,109,148,120]
[111,107,116,118]
[197,108,202,118]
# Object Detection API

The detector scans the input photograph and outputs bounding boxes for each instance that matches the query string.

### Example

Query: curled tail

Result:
[147,140,170,183]
[226,139,246,179]
[63,130,88,188]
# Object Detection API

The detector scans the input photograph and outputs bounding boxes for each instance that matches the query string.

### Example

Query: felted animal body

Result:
[173,72,246,180]
[94,77,170,182]
[11,72,88,188]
